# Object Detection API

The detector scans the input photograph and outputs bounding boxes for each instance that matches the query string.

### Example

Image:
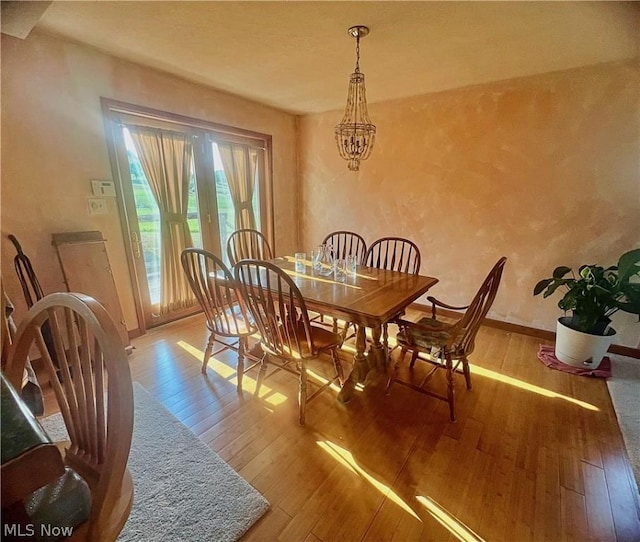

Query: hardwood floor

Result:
[109,313,640,540]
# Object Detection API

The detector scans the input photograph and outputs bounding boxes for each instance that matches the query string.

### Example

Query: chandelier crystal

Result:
[335,26,376,172]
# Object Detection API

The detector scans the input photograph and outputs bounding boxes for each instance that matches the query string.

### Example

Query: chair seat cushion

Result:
[25,466,91,541]
[396,317,454,350]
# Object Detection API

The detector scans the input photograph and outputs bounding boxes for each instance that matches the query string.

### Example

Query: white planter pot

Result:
[555,317,616,369]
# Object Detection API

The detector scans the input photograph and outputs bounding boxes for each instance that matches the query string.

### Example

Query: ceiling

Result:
[8,1,640,115]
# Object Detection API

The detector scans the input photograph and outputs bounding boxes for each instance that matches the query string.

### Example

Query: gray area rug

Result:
[41,383,269,541]
[607,355,640,494]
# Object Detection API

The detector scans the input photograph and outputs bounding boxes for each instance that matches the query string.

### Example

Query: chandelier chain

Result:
[355,35,361,73]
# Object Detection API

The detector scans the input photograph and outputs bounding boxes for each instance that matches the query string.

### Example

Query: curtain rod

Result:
[104,101,270,145]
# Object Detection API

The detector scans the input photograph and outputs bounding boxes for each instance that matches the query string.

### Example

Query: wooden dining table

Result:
[271,256,438,402]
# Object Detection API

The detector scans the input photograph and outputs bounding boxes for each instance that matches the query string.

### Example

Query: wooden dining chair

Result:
[226,229,273,266]
[234,259,345,425]
[181,248,261,391]
[322,230,367,264]
[365,237,421,274]
[386,257,507,421]
[365,237,422,355]
[320,231,368,337]
[4,292,134,541]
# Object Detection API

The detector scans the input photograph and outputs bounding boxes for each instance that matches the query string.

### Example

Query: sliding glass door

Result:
[102,99,272,331]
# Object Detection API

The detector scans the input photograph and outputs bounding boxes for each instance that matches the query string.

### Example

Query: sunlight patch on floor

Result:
[177,340,235,377]
[306,368,342,394]
[318,440,421,520]
[231,375,289,406]
[340,343,357,354]
[416,495,485,542]
[469,363,599,411]
[305,361,363,393]
[177,340,288,406]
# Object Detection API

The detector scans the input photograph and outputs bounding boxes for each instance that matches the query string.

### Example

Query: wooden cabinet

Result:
[52,231,131,351]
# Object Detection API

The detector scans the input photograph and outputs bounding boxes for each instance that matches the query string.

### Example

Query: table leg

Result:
[337,324,368,403]
[368,324,386,372]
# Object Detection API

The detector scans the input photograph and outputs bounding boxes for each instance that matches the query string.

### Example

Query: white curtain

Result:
[218,143,259,231]
[127,125,196,314]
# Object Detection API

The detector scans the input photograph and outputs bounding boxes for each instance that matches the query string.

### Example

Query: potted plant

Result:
[533,248,640,368]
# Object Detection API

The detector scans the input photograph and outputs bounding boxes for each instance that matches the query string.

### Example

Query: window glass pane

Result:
[212,143,235,265]
[252,154,261,229]
[187,163,202,249]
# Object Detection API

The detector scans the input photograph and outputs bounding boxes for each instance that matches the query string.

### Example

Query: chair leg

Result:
[340,320,353,343]
[409,350,419,369]
[330,348,345,385]
[385,376,394,395]
[397,347,408,368]
[332,317,339,333]
[462,356,472,390]
[236,337,246,392]
[255,353,268,397]
[444,352,456,422]
[297,360,308,426]
[201,332,215,374]
[383,324,389,363]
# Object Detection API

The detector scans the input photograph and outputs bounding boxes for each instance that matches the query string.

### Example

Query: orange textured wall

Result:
[299,60,640,347]
[1,30,298,331]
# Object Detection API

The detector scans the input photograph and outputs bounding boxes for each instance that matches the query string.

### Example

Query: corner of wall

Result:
[294,114,303,249]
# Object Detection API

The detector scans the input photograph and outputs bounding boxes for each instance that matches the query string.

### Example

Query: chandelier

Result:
[335,25,376,172]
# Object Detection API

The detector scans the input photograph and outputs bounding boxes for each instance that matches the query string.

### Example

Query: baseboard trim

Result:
[128,327,143,340]
[410,303,640,360]
[610,344,640,359]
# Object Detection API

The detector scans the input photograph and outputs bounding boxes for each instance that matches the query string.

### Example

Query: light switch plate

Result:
[87,197,108,215]
[91,179,116,197]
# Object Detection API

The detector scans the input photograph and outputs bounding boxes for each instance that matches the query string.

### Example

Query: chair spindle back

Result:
[322,231,367,265]
[235,260,315,359]
[5,292,134,536]
[181,248,255,337]
[365,237,421,274]
[454,257,507,355]
[227,229,273,266]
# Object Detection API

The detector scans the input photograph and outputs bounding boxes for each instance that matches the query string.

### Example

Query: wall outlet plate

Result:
[91,179,116,197]
[87,197,108,215]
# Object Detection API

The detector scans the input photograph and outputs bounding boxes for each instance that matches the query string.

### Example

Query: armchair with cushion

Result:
[387,257,507,421]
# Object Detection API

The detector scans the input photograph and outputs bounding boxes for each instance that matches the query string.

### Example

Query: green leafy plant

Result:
[533,248,640,334]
